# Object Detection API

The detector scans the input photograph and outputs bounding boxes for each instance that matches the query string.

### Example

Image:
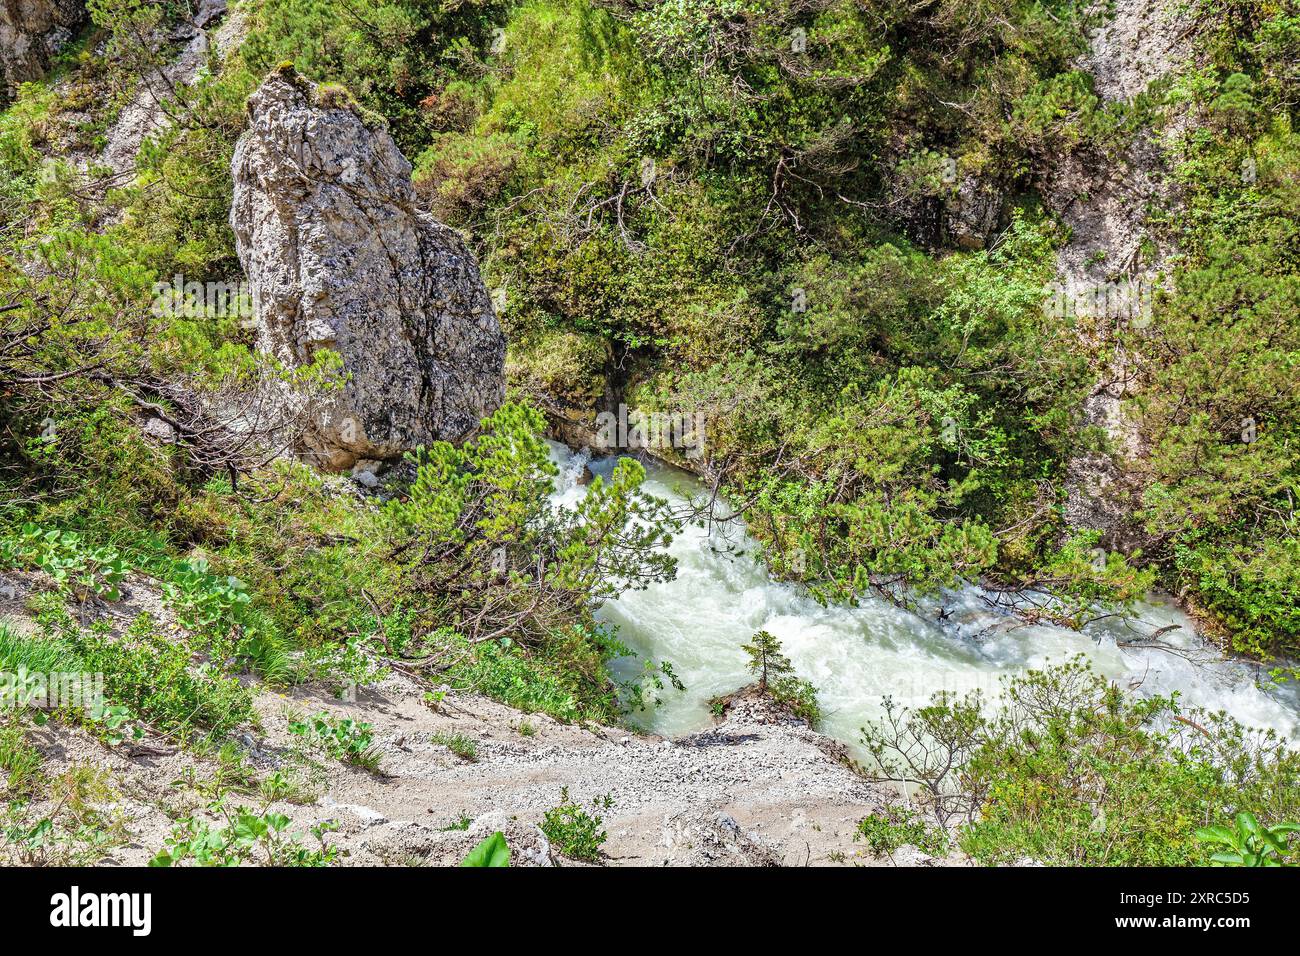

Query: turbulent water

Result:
[549,444,1300,752]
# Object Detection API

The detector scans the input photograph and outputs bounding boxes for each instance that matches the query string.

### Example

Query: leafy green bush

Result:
[0,84,57,236]
[289,712,382,771]
[4,525,127,602]
[1119,11,1300,663]
[860,659,1300,865]
[855,806,950,858]
[1196,812,1299,867]
[541,787,611,862]
[151,797,339,867]
[383,402,679,720]
[67,615,255,740]
[240,0,509,152]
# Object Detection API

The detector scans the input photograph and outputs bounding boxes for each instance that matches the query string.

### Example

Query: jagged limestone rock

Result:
[943,175,1004,250]
[100,0,240,177]
[231,67,505,470]
[0,0,86,98]
[886,164,1004,251]
[1049,0,1193,542]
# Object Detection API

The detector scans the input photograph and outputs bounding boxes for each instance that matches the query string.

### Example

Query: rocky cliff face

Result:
[231,68,506,470]
[100,0,241,178]
[0,0,85,98]
[1051,0,1194,545]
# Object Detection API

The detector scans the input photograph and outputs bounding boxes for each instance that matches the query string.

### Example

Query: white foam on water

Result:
[549,443,1300,752]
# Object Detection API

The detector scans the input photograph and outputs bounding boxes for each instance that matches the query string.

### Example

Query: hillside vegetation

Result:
[0,0,1297,866]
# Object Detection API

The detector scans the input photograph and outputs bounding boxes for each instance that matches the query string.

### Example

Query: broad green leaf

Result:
[461,831,510,867]
[1236,812,1263,837]
[1210,852,1245,865]
[1195,825,1236,846]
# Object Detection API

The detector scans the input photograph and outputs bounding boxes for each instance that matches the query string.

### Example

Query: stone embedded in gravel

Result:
[892,845,938,867]
[340,804,389,827]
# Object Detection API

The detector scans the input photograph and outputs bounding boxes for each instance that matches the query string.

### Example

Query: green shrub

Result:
[67,615,255,740]
[288,712,382,771]
[541,787,611,862]
[0,717,44,795]
[151,797,339,867]
[860,658,1300,866]
[430,731,478,762]
[1196,812,1299,867]
[855,806,950,858]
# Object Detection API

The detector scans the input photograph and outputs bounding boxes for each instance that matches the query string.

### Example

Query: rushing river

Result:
[549,444,1300,751]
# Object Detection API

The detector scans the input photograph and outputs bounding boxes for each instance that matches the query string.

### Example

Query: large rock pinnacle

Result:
[231,67,506,470]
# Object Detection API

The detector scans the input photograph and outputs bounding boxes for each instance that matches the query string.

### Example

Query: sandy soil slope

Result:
[2,570,951,867]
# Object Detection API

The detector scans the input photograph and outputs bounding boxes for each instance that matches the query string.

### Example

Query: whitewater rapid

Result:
[549,444,1300,752]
